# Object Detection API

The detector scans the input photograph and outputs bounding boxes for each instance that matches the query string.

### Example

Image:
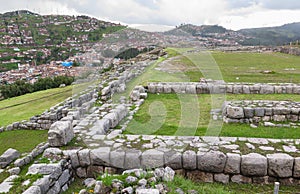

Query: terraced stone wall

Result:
[54,136,300,186]
[223,100,300,124]
[147,82,300,94]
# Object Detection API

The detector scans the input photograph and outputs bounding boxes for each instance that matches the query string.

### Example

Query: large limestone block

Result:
[224,153,240,174]
[124,149,142,169]
[226,106,244,119]
[48,121,74,147]
[90,147,110,166]
[141,149,164,168]
[294,157,300,178]
[183,150,197,170]
[241,153,267,176]
[267,153,294,178]
[197,151,226,173]
[0,148,20,168]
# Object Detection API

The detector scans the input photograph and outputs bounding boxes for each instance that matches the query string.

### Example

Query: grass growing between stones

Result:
[0,130,48,154]
[167,176,300,194]
[0,86,73,127]
[65,175,300,194]
[125,93,300,138]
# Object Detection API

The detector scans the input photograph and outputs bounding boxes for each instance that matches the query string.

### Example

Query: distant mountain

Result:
[238,22,300,46]
[165,24,230,36]
[1,10,39,17]
[165,23,300,46]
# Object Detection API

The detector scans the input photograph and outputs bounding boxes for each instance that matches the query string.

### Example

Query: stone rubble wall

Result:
[42,136,300,186]
[23,158,73,194]
[1,88,97,132]
[100,61,151,101]
[147,82,300,95]
[223,100,300,124]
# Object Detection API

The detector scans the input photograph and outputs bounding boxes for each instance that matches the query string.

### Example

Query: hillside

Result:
[165,23,300,46]
[238,22,300,46]
[164,24,246,47]
[0,10,125,71]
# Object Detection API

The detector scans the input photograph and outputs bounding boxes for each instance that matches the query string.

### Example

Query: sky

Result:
[0,0,300,31]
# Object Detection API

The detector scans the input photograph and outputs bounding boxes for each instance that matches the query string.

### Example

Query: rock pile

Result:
[78,167,175,194]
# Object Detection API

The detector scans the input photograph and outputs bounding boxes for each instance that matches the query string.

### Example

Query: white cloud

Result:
[0,0,300,30]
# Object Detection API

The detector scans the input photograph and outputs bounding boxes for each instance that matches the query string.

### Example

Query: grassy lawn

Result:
[0,86,72,127]
[212,51,300,83]
[0,130,48,154]
[125,93,300,138]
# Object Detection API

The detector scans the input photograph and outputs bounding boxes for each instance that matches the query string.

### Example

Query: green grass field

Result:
[0,130,48,154]
[212,51,300,83]
[0,86,72,127]
[125,93,300,138]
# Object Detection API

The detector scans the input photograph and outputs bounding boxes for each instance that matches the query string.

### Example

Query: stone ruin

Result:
[147,82,300,94]
[1,49,300,193]
[223,100,300,127]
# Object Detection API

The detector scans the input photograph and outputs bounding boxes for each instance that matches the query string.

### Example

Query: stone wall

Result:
[223,100,300,125]
[23,158,73,194]
[279,46,300,56]
[48,135,300,186]
[147,82,300,95]
[1,88,97,132]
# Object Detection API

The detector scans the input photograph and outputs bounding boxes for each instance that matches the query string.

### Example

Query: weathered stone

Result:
[261,85,274,94]
[164,151,182,169]
[23,186,42,194]
[33,175,51,194]
[110,149,125,169]
[186,171,213,183]
[182,150,196,170]
[48,120,74,147]
[87,166,104,178]
[294,157,300,178]
[267,153,294,178]
[58,169,70,187]
[77,149,90,167]
[94,181,103,194]
[224,153,241,174]
[8,167,20,175]
[254,108,265,117]
[47,181,60,194]
[197,151,226,173]
[163,166,175,182]
[27,164,62,178]
[76,167,87,178]
[63,150,80,168]
[125,149,142,169]
[226,106,244,119]
[0,148,20,168]
[90,147,110,166]
[141,149,164,168]
[136,189,160,194]
[214,173,229,184]
[253,176,276,184]
[273,115,286,122]
[241,153,267,176]
[122,187,133,194]
[231,175,252,184]
[244,107,254,118]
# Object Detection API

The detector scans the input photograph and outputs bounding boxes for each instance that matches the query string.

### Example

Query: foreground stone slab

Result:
[241,153,267,176]
[267,153,294,178]
[48,120,74,147]
[197,151,226,173]
[0,148,20,168]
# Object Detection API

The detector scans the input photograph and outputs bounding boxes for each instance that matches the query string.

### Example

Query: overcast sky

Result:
[1,0,300,31]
